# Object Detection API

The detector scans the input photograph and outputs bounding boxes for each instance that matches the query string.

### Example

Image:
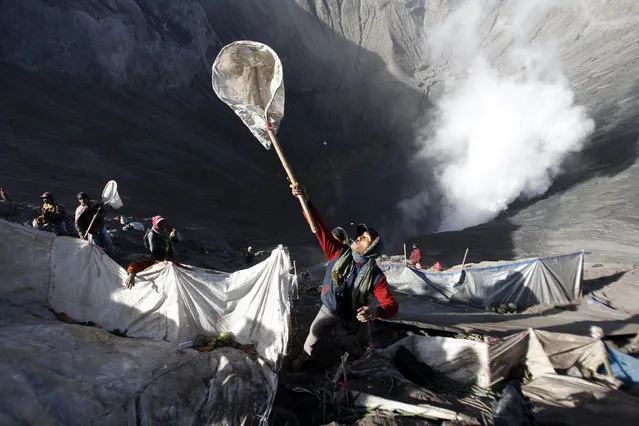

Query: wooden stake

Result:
[460,248,469,270]
[266,129,317,233]
[603,351,614,377]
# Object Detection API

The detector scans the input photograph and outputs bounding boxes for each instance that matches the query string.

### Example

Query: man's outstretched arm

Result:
[291,183,344,261]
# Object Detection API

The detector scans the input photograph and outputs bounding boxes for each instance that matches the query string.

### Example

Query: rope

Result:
[358,320,375,360]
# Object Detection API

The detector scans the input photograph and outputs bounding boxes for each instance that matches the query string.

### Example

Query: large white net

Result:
[212,41,285,149]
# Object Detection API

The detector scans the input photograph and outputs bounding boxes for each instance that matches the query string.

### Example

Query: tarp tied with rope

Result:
[212,41,284,149]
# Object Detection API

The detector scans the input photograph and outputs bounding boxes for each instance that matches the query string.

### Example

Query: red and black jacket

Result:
[305,204,398,320]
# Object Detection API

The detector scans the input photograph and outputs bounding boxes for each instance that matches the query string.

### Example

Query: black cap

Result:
[41,192,53,200]
[356,223,378,240]
[77,192,89,200]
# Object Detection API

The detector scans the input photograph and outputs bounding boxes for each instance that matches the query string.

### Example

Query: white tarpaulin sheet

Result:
[377,335,490,388]
[0,219,294,366]
[382,252,584,308]
[212,41,285,149]
[0,219,295,424]
[48,237,293,366]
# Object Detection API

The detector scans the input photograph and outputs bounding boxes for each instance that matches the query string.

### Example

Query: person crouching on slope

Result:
[125,215,182,289]
[33,192,72,236]
[290,184,398,370]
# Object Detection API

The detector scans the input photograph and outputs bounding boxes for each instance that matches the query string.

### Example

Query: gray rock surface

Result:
[1,0,638,261]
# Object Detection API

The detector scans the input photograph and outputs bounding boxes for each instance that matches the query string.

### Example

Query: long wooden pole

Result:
[266,129,317,233]
[460,248,469,270]
[83,213,98,239]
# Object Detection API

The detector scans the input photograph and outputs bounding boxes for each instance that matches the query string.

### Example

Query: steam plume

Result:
[401,0,595,232]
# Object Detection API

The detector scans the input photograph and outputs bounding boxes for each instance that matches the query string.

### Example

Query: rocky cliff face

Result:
[1,0,638,262]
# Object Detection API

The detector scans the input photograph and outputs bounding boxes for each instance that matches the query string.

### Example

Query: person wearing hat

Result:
[409,242,423,269]
[125,215,181,289]
[144,215,181,262]
[33,192,70,235]
[290,183,398,368]
[75,192,113,255]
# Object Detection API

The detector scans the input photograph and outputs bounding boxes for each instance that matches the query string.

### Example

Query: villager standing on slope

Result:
[75,192,114,255]
[290,184,398,369]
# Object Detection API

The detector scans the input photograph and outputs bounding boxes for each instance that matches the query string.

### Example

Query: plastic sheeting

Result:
[0,220,53,306]
[50,239,293,366]
[212,41,284,150]
[601,345,639,386]
[346,337,493,422]
[489,329,610,384]
[0,218,295,424]
[351,328,639,424]
[0,303,277,425]
[382,252,584,308]
[377,335,490,388]
[489,329,639,424]
[0,219,294,366]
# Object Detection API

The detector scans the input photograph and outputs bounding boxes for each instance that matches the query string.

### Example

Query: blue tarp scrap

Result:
[599,344,639,386]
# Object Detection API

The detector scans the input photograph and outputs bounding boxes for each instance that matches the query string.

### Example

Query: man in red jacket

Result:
[291,184,398,369]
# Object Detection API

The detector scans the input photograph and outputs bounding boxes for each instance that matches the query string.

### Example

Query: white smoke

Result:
[402,0,595,232]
